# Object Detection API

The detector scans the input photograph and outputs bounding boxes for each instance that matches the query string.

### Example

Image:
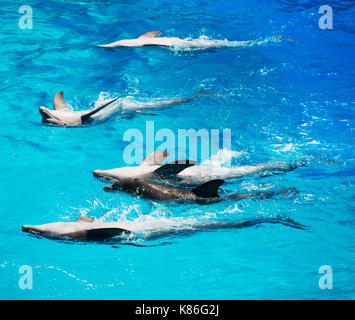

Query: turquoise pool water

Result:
[1,0,354,299]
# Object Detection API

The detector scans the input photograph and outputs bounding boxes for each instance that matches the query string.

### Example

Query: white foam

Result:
[178,148,269,183]
[168,35,282,52]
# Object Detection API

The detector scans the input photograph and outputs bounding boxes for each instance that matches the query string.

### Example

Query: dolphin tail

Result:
[309,156,341,165]
[195,90,225,98]
[81,97,119,123]
[273,35,298,43]
[276,217,306,230]
[231,187,299,201]
[259,160,307,177]
[196,90,211,97]
[148,90,216,109]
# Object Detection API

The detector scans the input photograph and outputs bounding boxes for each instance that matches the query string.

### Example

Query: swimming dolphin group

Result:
[25,29,306,243]
[23,149,304,241]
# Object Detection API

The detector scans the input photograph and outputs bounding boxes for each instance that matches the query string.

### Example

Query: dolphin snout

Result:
[93,170,112,180]
[103,186,114,192]
[93,170,118,182]
[22,225,35,233]
[93,170,104,178]
[39,106,51,120]
[39,106,48,114]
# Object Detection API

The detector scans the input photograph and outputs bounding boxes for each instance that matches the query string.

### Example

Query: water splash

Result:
[178,148,302,183]
[168,35,284,52]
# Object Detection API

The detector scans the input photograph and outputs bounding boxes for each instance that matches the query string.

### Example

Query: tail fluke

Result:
[195,90,226,98]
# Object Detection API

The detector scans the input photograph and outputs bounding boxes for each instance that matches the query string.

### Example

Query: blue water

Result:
[1,0,354,299]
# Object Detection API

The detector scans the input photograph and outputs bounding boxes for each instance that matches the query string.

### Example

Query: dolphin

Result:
[117,90,214,118]
[104,178,298,204]
[96,30,289,49]
[22,216,131,241]
[94,152,305,185]
[97,30,196,48]
[176,160,307,185]
[39,91,119,127]
[22,215,305,243]
[41,91,209,125]
[93,151,197,182]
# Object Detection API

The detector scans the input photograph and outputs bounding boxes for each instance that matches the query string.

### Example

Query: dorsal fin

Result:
[153,159,197,178]
[53,91,70,111]
[192,179,225,198]
[138,30,162,39]
[140,151,169,166]
[81,97,119,123]
[76,216,95,223]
